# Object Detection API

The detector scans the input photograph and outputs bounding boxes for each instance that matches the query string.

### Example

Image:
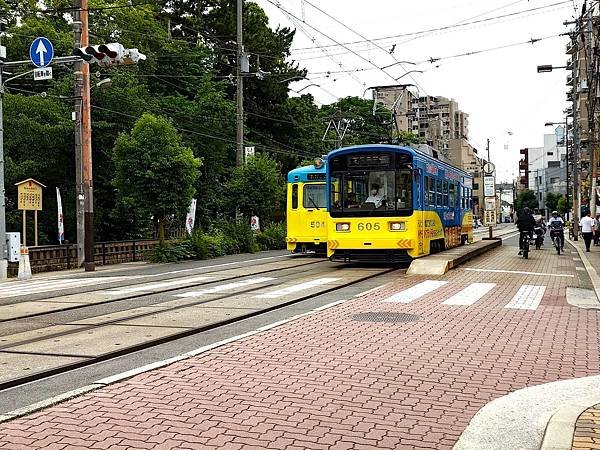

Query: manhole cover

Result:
[351,312,421,323]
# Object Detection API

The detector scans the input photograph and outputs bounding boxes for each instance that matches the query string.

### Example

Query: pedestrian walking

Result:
[580,211,595,252]
[594,214,600,246]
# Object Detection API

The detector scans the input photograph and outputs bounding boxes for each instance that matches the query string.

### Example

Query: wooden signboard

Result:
[15,179,46,246]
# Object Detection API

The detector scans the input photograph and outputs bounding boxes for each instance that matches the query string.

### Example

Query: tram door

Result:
[415,169,425,255]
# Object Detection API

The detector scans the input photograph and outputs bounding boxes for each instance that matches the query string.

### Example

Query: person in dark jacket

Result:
[516,207,536,255]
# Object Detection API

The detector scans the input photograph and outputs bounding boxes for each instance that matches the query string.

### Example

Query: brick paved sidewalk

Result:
[572,404,600,450]
[0,243,598,449]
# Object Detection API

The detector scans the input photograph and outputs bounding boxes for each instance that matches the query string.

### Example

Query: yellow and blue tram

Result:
[286,158,328,253]
[326,144,473,262]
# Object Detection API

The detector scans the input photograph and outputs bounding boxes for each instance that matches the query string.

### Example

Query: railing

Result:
[7,239,165,275]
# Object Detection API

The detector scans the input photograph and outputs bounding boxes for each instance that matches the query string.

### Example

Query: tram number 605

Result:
[357,223,380,231]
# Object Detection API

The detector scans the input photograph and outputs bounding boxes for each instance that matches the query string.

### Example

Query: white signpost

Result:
[483,176,496,197]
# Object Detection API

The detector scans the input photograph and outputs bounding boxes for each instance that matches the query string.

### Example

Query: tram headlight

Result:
[389,221,406,231]
[336,222,350,232]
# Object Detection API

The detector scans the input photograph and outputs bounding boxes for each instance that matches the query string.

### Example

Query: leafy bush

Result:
[211,219,257,254]
[256,222,286,250]
[148,241,194,263]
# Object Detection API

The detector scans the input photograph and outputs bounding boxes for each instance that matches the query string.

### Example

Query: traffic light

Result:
[73,43,145,66]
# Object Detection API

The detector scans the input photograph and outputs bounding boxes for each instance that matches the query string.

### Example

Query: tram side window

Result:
[449,183,456,208]
[426,176,435,206]
[442,180,448,208]
[291,184,298,209]
[436,179,443,207]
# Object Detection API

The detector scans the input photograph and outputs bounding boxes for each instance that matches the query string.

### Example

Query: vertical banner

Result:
[56,187,64,244]
[250,215,260,232]
[185,198,197,235]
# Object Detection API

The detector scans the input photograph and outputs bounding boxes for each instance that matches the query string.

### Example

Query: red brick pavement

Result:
[0,244,599,449]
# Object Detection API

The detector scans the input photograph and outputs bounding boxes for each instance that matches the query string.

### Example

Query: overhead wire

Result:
[299,0,427,95]
[289,0,573,53]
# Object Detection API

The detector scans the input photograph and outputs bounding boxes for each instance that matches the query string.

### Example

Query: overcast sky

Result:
[255,0,581,183]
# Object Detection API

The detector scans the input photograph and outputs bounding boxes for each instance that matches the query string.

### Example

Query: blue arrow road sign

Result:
[29,37,54,68]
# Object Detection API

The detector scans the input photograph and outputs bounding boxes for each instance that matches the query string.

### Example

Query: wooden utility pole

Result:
[236,0,244,166]
[81,0,94,271]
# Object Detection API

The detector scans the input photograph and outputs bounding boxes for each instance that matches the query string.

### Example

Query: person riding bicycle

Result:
[548,210,565,251]
[516,207,536,255]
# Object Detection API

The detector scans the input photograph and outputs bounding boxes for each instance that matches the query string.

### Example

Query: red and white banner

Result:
[56,187,64,244]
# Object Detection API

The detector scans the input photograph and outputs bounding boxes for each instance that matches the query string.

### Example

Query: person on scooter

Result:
[548,210,565,251]
[516,207,536,255]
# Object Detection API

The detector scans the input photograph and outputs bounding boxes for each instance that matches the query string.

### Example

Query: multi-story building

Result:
[518,131,567,216]
[447,138,485,216]
[372,86,469,156]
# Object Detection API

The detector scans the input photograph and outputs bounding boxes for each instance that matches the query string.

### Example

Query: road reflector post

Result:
[17,246,32,280]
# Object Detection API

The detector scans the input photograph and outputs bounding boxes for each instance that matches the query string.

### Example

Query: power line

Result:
[265,0,403,86]
[300,0,427,95]
[290,0,573,53]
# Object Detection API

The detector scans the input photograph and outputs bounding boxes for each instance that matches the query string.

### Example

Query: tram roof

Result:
[327,144,471,178]
[287,163,327,182]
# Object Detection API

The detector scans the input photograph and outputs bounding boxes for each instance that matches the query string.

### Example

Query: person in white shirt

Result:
[548,211,564,250]
[364,183,384,208]
[580,211,595,252]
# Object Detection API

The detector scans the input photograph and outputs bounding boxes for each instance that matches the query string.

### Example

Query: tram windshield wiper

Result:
[308,196,320,210]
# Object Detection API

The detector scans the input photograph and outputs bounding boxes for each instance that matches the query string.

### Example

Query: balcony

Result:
[566,40,578,54]
[519,161,528,171]
[566,58,574,70]
[566,75,573,86]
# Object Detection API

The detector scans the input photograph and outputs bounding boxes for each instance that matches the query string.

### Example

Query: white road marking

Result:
[442,283,496,306]
[101,275,213,294]
[383,280,447,303]
[504,285,546,310]
[0,276,141,298]
[175,277,275,298]
[464,268,574,278]
[255,278,341,299]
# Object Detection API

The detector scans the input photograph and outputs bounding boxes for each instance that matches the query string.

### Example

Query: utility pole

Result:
[486,138,490,162]
[73,1,84,267]
[0,57,6,280]
[236,0,244,166]
[81,0,94,271]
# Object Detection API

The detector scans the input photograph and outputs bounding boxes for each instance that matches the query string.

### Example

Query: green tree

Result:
[557,195,571,216]
[113,114,201,242]
[514,190,539,215]
[224,153,285,224]
[545,192,562,213]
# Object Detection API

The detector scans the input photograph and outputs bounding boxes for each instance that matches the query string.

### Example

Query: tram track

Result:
[0,256,325,323]
[0,262,402,392]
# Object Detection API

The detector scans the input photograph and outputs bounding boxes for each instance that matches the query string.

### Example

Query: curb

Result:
[540,395,600,450]
[567,236,600,304]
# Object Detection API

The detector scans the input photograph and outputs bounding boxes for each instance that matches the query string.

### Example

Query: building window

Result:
[473,183,479,190]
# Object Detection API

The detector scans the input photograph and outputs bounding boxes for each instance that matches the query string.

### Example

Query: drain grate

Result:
[351,312,421,323]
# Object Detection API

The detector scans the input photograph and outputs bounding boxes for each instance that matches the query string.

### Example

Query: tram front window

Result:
[330,169,413,216]
[303,184,327,209]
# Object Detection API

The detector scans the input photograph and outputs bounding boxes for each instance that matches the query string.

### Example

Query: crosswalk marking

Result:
[442,283,496,305]
[383,280,447,303]
[255,278,341,299]
[175,277,275,298]
[464,268,574,278]
[101,275,213,295]
[0,276,141,298]
[504,285,546,310]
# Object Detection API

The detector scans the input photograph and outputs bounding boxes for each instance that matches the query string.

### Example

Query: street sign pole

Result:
[0,62,6,279]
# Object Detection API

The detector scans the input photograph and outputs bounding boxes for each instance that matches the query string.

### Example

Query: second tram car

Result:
[326,144,473,262]
[286,158,328,253]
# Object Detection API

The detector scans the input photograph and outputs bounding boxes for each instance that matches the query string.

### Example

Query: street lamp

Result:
[537,65,567,73]
[295,83,319,93]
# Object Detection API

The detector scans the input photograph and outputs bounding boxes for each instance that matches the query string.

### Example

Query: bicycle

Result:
[549,225,564,255]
